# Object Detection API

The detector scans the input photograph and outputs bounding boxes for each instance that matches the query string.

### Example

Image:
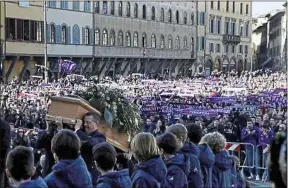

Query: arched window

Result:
[168,9,172,23]
[183,12,187,24]
[160,8,164,22]
[85,27,90,45]
[176,10,179,24]
[102,29,108,46]
[94,29,100,45]
[118,1,122,16]
[183,37,187,49]
[126,2,131,17]
[175,36,180,49]
[142,33,147,47]
[61,25,67,43]
[191,37,194,50]
[151,6,155,20]
[50,24,56,43]
[151,34,156,48]
[110,30,115,46]
[134,3,138,18]
[118,31,123,46]
[191,13,195,25]
[142,5,146,19]
[168,36,173,49]
[72,24,80,44]
[160,35,165,49]
[126,32,131,47]
[133,32,138,47]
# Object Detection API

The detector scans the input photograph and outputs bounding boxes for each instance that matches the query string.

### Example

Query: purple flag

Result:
[58,59,77,73]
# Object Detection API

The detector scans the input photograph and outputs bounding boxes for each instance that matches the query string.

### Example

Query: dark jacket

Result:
[0,119,10,188]
[241,126,260,146]
[198,143,215,188]
[131,156,167,188]
[163,154,190,188]
[179,142,203,188]
[44,156,93,188]
[18,177,48,188]
[76,129,106,185]
[212,150,233,188]
[96,169,131,188]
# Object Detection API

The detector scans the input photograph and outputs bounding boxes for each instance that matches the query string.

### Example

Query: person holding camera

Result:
[74,112,106,186]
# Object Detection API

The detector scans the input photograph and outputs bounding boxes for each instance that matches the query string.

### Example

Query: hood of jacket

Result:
[19,177,48,188]
[52,156,92,187]
[180,141,200,158]
[98,169,131,188]
[165,154,190,176]
[134,155,167,183]
[198,143,215,168]
[214,150,233,171]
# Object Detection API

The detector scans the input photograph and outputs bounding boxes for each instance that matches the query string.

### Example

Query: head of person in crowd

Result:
[185,123,202,145]
[166,123,187,148]
[146,117,152,126]
[270,117,277,128]
[213,119,220,127]
[51,129,81,161]
[83,112,100,134]
[6,146,47,188]
[156,132,180,159]
[200,132,226,154]
[92,142,117,174]
[246,119,253,130]
[278,124,286,133]
[131,132,159,162]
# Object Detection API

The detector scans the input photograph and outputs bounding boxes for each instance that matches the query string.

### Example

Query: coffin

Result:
[46,96,129,152]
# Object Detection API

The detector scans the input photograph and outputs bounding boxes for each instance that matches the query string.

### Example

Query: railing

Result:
[222,34,241,45]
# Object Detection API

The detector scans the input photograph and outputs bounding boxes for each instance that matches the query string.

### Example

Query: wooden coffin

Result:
[46,96,129,152]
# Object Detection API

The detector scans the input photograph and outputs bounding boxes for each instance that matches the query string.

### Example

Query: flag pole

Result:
[43,1,48,83]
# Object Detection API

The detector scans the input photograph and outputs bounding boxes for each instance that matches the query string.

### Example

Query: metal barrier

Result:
[225,142,255,169]
[255,145,269,181]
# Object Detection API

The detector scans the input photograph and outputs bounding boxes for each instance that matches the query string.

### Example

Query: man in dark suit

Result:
[0,119,11,187]
[74,112,106,186]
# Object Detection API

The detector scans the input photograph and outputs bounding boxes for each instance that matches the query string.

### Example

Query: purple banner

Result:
[58,59,77,73]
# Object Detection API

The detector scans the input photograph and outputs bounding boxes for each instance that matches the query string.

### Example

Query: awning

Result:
[261,58,272,67]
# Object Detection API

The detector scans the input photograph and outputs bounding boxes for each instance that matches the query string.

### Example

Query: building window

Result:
[200,37,205,50]
[191,13,194,25]
[126,32,131,47]
[110,30,115,46]
[23,20,29,41]
[240,24,243,36]
[151,6,156,20]
[217,1,220,10]
[60,1,68,9]
[118,2,122,16]
[161,8,164,22]
[168,9,172,23]
[231,22,235,35]
[151,34,156,48]
[232,45,235,53]
[209,43,214,52]
[73,1,80,10]
[239,45,243,53]
[61,25,67,43]
[94,29,100,45]
[225,45,229,53]
[240,3,243,14]
[118,31,123,46]
[183,12,187,24]
[94,2,100,13]
[50,24,56,43]
[216,44,220,52]
[133,32,138,47]
[200,12,205,25]
[246,4,249,15]
[111,1,115,15]
[210,18,214,33]
[85,27,90,45]
[217,19,221,34]
[72,24,80,44]
[232,1,235,13]
[211,1,214,9]
[168,36,173,49]
[176,10,179,24]
[191,37,194,51]
[160,35,165,48]
[103,1,108,14]
[142,5,146,19]
[84,1,91,12]
[175,36,180,49]
[134,3,138,18]
[226,1,229,12]
[183,37,187,49]
[126,2,130,17]
[142,33,147,47]
[48,1,56,8]
[225,20,229,34]
[102,29,108,45]
[245,23,249,37]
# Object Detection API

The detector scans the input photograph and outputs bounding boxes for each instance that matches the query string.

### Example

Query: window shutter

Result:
[82,27,85,44]
[90,28,94,45]
[196,11,199,25]
[46,24,51,42]
[67,26,71,44]
[56,25,61,43]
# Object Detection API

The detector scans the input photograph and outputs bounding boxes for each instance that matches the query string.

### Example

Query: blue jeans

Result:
[262,153,269,180]
[244,145,255,175]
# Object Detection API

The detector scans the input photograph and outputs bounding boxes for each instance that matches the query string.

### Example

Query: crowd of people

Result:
[0,69,286,188]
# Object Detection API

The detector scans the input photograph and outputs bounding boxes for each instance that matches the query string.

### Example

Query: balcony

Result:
[222,34,241,45]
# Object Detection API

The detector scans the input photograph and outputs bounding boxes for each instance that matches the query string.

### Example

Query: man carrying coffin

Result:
[74,112,106,186]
